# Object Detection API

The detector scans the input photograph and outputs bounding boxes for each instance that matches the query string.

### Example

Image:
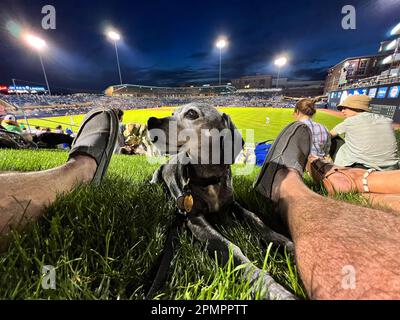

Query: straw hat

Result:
[337,94,371,112]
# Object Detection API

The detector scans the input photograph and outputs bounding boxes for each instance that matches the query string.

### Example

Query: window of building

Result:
[357,59,369,75]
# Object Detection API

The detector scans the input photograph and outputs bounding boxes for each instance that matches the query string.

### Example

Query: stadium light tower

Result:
[388,22,400,72]
[390,22,400,36]
[107,30,123,85]
[24,34,51,95]
[215,37,228,85]
[274,56,288,88]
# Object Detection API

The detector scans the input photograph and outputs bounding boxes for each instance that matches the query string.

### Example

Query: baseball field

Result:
[25,107,343,142]
[1,107,390,300]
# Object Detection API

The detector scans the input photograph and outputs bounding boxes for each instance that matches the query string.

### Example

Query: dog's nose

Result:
[148,117,162,129]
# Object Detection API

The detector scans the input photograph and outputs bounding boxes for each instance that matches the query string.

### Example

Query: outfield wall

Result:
[328,82,400,123]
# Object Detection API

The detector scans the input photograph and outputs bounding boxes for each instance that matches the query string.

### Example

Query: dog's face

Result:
[147,103,243,164]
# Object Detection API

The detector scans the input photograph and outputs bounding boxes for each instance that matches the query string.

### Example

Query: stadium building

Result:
[324,28,400,94]
[324,54,391,94]
[326,23,400,124]
[104,84,236,97]
[231,75,273,89]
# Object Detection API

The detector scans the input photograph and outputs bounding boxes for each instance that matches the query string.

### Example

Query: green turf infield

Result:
[0,150,308,299]
[25,107,343,142]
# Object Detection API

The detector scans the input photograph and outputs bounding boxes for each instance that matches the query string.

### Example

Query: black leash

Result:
[145,166,226,299]
[145,210,186,299]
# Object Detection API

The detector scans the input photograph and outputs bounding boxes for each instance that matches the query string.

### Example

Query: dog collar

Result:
[185,165,227,187]
[177,193,194,213]
[189,176,222,187]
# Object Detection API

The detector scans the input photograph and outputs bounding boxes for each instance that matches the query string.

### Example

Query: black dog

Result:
[148,103,296,300]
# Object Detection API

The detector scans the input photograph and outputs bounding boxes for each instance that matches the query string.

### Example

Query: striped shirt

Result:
[301,119,331,158]
[332,113,399,170]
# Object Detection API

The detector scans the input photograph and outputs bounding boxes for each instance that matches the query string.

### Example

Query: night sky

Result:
[0,0,399,92]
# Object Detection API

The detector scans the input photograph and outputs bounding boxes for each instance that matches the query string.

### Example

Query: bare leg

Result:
[0,155,96,236]
[309,157,400,194]
[365,171,400,194]
[362,193,400,214]
[273,168,400,299]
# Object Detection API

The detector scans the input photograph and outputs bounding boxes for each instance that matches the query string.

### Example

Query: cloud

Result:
[187,51,209,60]
[290,67,328,80]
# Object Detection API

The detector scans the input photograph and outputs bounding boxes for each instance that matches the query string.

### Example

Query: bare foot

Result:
[309,158,367,194]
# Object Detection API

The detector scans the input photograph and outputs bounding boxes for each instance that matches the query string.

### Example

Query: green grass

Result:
[1,108,397,300]
[0,150,305,300]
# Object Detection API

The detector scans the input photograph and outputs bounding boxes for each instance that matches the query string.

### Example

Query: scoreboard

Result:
[8,85,46,94]
[369,104,398,118]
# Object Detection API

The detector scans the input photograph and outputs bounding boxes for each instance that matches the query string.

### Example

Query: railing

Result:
[339,73,400,90]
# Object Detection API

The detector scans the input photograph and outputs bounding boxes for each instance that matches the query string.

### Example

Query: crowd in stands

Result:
[339,73,400,91]
[0,92,299,152]
[0,92,297,117]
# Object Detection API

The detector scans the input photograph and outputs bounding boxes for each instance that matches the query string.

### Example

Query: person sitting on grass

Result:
[31,126,41,136]
[55,125,64,134]
[293,98,331,159]
[308,155,400,214]
[1,115,22,134]
[114,108,125,154]
[330,94,399,171]
[1,109,400,299]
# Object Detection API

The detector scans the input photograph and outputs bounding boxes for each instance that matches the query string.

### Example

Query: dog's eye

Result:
[184,109,199,120]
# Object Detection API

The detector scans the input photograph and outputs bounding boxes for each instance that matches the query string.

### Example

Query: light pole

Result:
[107,30,123,85]
[11,78,32,133]
[24,34,51,95]
[216,38,227,85]
[274,56,287,88]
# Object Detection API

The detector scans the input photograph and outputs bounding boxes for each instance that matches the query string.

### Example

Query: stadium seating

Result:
[0,91,298,120]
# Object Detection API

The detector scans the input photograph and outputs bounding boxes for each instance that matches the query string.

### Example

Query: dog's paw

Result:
[150,167,162,184]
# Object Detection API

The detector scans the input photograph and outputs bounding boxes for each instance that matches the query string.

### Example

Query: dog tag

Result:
[183,194,194,213]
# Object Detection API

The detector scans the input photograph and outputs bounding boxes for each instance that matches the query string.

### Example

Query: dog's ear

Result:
[220,113,244,165]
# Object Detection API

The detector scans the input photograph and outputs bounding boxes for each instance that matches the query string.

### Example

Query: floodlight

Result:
[216,38,227,49]
[382,55,393,64]
[215,37,228,85]
[387,39,397,51]
[274,56,288,67]
[107,30,121,41]
[25,34,46,51]
[106,29,123,84]
[391,22,400,36]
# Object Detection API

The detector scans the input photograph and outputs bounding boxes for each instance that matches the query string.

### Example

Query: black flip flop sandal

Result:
[253,121,312,200]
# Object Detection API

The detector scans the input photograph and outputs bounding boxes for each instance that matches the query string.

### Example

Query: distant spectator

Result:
[55,125,63,134]
[31,126,41,136]
[113,108,125,154]
[293,98,331,159]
